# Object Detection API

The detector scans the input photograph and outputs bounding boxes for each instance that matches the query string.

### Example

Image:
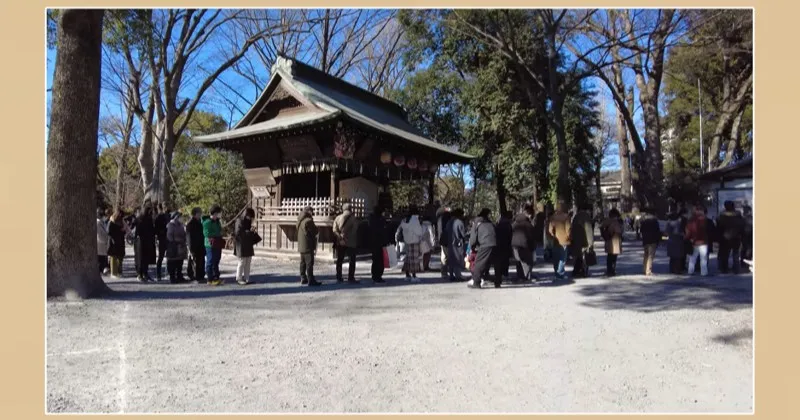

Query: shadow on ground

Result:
[574,274,752,313]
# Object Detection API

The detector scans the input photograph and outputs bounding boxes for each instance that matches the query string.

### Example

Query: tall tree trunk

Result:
[551,100,571,207]
[594,155,603,214]
[114,110,135,212]
[616,108,632,212]
[625,87,645,209]
[495,164,508,215]
[721,104,747,168]
[635,73,666,213]
[47,9,110,298]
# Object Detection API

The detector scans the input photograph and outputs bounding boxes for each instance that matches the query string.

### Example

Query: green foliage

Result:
[170,111,248,227]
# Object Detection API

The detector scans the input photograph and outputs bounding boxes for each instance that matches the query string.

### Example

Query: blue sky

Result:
[46,9,668,175]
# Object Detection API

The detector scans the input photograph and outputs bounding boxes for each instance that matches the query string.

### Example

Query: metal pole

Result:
[698,78,704,173]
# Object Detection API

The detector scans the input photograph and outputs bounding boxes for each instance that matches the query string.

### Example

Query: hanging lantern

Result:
[380,151,392,164]
[419,160,428,172]
[407,158,418,170]
[393,155,405,167]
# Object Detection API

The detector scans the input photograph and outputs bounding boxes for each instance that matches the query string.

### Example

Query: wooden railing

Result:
[256,197,367,222]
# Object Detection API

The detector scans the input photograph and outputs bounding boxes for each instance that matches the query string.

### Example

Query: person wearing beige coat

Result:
[333,203,361,283]
[547,202,572,280]
[600,209,623,277]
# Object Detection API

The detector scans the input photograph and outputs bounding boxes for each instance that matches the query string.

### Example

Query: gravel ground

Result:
[46,238,753,414]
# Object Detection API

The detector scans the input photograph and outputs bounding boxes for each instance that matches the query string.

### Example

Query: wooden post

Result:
[428,173,435,206]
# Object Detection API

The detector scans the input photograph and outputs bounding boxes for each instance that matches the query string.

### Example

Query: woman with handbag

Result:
[234,208,260,285]
[166,211,188,283]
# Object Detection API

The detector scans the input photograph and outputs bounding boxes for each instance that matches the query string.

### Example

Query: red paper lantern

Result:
[407,158,418,170]
[380,151,392,164]
[393,155,405,167]
[419,160,429,172]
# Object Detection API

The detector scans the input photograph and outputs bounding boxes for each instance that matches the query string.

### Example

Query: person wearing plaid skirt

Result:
[398,206,424,282]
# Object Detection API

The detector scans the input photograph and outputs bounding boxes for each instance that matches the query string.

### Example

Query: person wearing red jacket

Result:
[685,205,710,276]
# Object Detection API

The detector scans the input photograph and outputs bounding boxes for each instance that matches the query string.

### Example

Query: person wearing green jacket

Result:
[203,205,224,285]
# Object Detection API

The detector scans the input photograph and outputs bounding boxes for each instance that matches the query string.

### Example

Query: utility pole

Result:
[698,79,704,173]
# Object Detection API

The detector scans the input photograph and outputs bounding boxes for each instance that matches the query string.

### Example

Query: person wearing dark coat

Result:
[107,210,127,278]
[717,200,745,274]
[570,206,595,278]
[185,207,206,283]
[532,204,546,263]
[367,206,389,283]
[468,208,500,289]
[297,206,322,286]
[665,212,685,274]
[686,205,710,276]
[494,210,514,282]
[166,211,188,283]
[639,208,662,276]
[153,204,172,281]
[445,209,467,282]
[234,208,258,285]
[436,208,452,278]
[694,207,716,275]
[740,205,753,267]
[134,205,157,282]
[600,208,624,277]
[511,204,537,282]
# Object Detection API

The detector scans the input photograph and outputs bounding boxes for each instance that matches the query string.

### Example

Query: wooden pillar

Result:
[428,174,435,206]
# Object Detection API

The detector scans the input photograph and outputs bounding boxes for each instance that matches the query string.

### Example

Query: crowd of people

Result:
[95,198,753,289]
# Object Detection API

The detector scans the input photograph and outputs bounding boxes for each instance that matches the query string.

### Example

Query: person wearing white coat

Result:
[398,206,425,281]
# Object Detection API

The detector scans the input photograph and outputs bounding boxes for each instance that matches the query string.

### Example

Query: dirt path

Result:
[46,239,753,413]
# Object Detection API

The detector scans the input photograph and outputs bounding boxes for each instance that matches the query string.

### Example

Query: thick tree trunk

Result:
[495,164,508,215]
[636,76,666,213]
[625,87,645,209]
[594,155,603,214]
[552,100,571,207]
[616,109,632,212]
[47,9,109,298]
[114,111,135,212]
[720,105,746,168]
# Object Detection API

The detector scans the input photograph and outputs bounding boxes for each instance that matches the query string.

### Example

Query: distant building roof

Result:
[699,155,753,181]
[600,170,622,185]
[194,55,472,162]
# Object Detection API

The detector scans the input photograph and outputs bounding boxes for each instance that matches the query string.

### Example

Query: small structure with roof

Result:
[698,155,753,219]
[194,55,472,257]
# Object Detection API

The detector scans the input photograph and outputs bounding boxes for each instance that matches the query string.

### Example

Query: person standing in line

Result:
[165,211,188,283]
[107,210,127,278]
[494,210,514,283]
[740,205,753,268]
[135,204,157,282]
[185,207,206,283]
[96,208,110,275]
[512,204,537,282]
[686,205,711,276]
[445,209,468,282]
[542,203,556,262]
[233,208,257,285]
[467,208,499,289]
[153,204,171,281]
[333,203,360,284]
[600,208,623,277]
[127,208,140,273]
[398,206,425,282]
[570,205,594,278]
[203,205,225,286]
[639,207,662,277]
[437,207,452,279]
[694,207,716,275]
[366,206,388,283]
[532,203,546,266]
[717,200,745,274]
[297,206,322,286]
[665,211,686,274]
[547,201,572,281]
[420,215,436,272]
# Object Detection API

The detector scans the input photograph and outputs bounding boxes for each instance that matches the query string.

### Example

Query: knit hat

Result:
[171,211,182,220]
